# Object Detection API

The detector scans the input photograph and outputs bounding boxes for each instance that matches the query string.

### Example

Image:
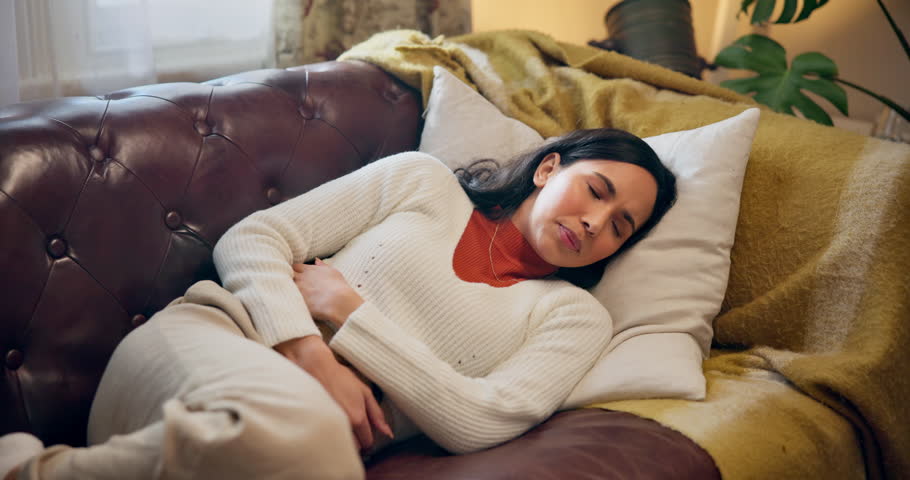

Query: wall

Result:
[472,0,606,47]
[471,0,725,61]
[471,0,909,127]
[764,1,910,125]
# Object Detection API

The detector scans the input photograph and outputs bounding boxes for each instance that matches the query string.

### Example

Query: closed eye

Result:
[588,184,601,200]
[612,221,621,238]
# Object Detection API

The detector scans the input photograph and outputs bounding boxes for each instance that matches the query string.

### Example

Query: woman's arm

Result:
[274,334,392,451]
[327,286,613,454]
[214,152,452,452]
[212,152,453,347]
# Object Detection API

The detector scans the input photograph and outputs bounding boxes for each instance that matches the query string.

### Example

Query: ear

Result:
[533,153,561,187]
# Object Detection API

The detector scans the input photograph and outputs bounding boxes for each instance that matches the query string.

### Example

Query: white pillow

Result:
[566,332,707,405]
[418,67,543,172]
[565,108,759,407]
[419,66,760,407]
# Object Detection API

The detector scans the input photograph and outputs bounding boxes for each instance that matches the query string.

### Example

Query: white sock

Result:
[0,433,44,478]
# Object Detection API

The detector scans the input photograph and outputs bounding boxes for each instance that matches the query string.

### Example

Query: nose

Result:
[582,220,598,236]
[582,207,614,237]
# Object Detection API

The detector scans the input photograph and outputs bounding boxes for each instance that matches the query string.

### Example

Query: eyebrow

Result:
[593,171,637,232]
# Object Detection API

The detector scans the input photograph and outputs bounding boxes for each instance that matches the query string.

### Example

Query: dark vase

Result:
[589,0,708,78]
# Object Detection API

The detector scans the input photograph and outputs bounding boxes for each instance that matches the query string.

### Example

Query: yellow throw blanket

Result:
[340,30,910,480]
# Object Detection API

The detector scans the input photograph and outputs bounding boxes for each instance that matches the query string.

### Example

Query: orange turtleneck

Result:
[453,209,558,288]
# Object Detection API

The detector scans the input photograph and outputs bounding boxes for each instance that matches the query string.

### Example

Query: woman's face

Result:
[513,154,658,268]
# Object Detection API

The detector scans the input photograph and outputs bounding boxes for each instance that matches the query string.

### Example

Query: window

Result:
[14,0,275,100]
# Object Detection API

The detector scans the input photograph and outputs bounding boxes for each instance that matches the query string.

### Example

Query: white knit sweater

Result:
[213,152,612,454]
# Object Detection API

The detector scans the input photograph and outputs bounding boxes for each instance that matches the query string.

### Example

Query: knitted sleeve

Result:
[212,152,455,347]
[329,286,612,454]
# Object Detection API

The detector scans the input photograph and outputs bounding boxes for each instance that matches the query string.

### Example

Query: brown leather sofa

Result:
[0,60,719,479]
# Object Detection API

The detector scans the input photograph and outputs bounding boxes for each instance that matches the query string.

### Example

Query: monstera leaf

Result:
[740,0,829,24]
[716,34,847,125]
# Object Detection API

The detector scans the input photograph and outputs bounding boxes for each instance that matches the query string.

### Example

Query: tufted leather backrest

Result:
[0,60,421,446]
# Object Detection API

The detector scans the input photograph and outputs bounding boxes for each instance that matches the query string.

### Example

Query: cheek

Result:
[591,235,621,262]
[536,183,581,217]
[529,191,559,226]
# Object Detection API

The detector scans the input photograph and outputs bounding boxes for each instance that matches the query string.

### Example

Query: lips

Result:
[558,224,580,252]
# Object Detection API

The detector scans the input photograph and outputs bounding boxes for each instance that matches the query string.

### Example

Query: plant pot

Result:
[590,0,706,78]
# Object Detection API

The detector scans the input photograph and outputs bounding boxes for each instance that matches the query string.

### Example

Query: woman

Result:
[2,128,675,480]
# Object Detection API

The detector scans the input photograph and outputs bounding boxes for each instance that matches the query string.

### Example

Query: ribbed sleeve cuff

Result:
[329,301,410,371]
[258,316,322,347]
[327,301,436,401]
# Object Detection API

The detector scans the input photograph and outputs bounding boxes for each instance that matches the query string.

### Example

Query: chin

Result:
[544,248,578,269]
[560,259,589,269]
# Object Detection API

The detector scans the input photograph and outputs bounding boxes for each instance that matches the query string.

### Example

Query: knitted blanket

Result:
[339,30,910,480]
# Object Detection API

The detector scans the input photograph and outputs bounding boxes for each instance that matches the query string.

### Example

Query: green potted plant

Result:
[713,0,909,126]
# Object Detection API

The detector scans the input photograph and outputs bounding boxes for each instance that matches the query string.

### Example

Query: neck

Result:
[509,190,538,241]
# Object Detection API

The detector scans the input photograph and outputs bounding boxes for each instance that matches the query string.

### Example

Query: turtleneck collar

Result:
[453,209,558,287]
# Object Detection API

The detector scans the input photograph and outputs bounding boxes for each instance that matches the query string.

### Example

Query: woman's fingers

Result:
[363,387,393,439]
[287,347,381,454]
[350,402,374,451]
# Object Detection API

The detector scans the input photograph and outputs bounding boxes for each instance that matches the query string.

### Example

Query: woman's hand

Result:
[275,336,393,451]
[292,258,363,329]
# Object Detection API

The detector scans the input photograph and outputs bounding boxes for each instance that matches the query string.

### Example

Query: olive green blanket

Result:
[339,30,910,480]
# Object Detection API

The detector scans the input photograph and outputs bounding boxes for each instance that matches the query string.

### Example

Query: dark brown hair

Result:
[455,128,677,289]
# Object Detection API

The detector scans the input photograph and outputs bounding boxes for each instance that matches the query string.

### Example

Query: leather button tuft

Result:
[131,314,147,328]
[383,83,404,103]
[89,145,105,162]
[6,349,23,370]
[47,237,67,258]
[298,99,315,119]
[165,211,182,230]
[194,120,212,136]
[266,187,281,205]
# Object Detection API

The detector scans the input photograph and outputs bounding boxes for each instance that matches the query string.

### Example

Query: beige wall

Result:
[472,0,607,46]
[764,1,910,124]
[471,0,725,59]
[471,0,909,125]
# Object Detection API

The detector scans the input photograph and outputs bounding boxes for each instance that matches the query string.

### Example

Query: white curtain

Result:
[8,0,275,104]
[1,0,19,106]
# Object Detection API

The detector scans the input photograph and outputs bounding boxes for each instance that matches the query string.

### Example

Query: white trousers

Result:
[19,281,365,480]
